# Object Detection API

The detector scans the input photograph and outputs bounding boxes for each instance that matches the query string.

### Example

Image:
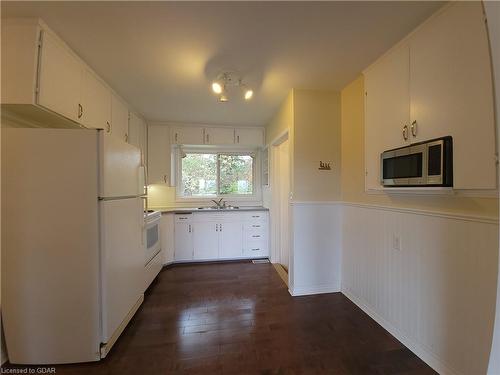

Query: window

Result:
[179,151,256,198]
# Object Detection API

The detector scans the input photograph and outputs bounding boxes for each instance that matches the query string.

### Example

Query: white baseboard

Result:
[289,283,340,296]
[342,288,461,375]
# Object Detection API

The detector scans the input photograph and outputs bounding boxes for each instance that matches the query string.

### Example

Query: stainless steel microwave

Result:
[381,136,453,187]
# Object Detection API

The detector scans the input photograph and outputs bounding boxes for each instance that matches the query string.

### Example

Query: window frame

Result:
[175,146,261,202]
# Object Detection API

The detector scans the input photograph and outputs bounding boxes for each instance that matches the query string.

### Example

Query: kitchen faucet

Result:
[211,198,225,209]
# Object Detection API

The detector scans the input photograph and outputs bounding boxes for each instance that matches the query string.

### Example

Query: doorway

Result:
[270,132,290,279]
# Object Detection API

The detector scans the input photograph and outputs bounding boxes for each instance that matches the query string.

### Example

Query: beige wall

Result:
[341,75,498,218]
[293,89,341,201]
[147,184,177,208]
[266,91,293,145]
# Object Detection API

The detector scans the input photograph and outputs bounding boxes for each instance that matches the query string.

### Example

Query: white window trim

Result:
[175,146,262,203]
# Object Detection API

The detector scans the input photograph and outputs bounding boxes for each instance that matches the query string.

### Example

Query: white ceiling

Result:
[2,1,443,126]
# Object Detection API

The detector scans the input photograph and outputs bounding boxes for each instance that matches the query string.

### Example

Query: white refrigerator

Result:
[2,128,145,364]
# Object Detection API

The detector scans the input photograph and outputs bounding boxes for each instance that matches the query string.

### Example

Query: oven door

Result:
[381,145,427,186]
[145,218,161,265]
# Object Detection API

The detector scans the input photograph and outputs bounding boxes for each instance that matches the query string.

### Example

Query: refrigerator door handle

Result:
[140,196,148,246]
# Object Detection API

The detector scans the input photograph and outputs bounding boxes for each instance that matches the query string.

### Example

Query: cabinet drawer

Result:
[175,214,192,223]
[244,229,267,242]
[243,242,268,258]
[241,211,268,222]
[244,223,265,231]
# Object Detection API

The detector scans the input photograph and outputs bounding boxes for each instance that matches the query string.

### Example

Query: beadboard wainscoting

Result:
[341,203,499,375]
[289,202,342,296]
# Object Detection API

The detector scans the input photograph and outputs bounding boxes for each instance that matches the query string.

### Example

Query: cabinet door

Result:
[37,30,82,122]
[174,222,193,261]
[205,127,234,145]
[192,221,219,260]
[235,128,264,146]
[111,94,129,141]
[148,125,170,184]
[171,126,204,145]
[364,44,410,190]
[409,2,496,189]
[80,70,111,130]
[220,221,243,258]
[129,113,147,164]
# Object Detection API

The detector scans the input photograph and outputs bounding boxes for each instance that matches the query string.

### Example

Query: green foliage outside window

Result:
[181,152,254,197]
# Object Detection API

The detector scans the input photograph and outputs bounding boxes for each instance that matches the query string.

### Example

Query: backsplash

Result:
[147,184,264,209]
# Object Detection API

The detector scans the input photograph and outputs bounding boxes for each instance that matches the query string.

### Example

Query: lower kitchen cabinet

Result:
[174,214,194,261]
[220,221,244,258]
[193,221,219,260]
[173,211,268,262]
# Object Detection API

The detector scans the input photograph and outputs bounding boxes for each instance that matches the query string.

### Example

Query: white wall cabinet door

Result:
[204,127,234,145]
[174,222,193,261]
[409,2,496,189]
[111,94,129,141]
[220,221,243,258]
[80,70,111,130]
[235,128,264,146]
[364,44,410,190]
[193,221,219,260]
[171,126,204,145]
[129,112,147,165]
[148,125,170,184]
[37,30,82,122]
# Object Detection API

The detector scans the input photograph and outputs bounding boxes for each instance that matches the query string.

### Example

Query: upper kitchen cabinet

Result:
[37,29,82,123]
[364,44,410,191]
[80,69,112,130]
[171,126,205,145]
[363,2,496,191]
[111,94,129,142]
[148,125,171,184]
[409,2,496,190]
[1,18,136,135]
[1,19,81,127]
[204,127,234,145]
[235,128,264,147]
[129,112,148,164]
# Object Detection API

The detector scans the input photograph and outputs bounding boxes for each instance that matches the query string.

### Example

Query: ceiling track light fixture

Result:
[211,72,253,103]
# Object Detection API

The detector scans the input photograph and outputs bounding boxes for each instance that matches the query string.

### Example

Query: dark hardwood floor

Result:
[4,262,436,374]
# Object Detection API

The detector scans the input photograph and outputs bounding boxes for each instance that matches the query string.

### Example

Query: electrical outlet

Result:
[392,234,401,251]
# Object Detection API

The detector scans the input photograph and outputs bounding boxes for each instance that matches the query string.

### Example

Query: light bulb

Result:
[219,94,228,102]
[212,82,222,94]
[244,89,253,100]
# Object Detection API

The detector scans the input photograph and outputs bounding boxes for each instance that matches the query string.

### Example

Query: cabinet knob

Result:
[163,175,167,183]
[410,120,417,138]
[402,124,409,141]
[106,121,111,133]
[206,133,210,143]
[78,104,83,119]
[125,133,129,142]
